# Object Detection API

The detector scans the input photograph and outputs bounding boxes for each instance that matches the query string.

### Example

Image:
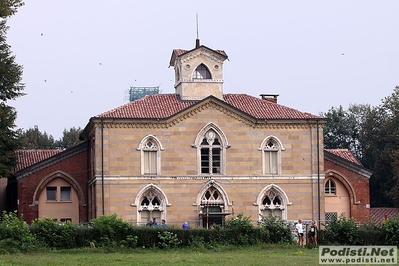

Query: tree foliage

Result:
[323,86,399,207]
[56,126,82,149]
[18,125,56,149]
[18,125,82,150]
[0,0,24,177]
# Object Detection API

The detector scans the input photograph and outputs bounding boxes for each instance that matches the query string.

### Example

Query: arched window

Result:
[193,64,212,79]
[325,179,336,195]
[261,189,283,218]
[134,184,170,225]
[197,181,231,228]
[137,135,164,175]
[194,123,229,175]
[259,136,284,175]
[256,184,291,220]
[200,130,221,174]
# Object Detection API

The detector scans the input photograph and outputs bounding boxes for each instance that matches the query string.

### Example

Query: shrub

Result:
[157,231,181,249]
[380,215,399,245]
[30,217,78,249]
[90,214,132,247]
[323,213,359,245]
[224,212,257,245]
[0,211,38,252]
[257,215,291,243]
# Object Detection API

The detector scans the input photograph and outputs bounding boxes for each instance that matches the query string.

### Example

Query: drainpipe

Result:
[85,128,90,222]
[316,120,321,227]
[101,119,105,215]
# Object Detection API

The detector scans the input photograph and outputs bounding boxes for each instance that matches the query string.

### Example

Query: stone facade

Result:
[9,40,371,228]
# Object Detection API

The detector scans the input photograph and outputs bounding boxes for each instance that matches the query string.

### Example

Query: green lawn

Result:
[0,244,396,266]
[0,244,314,266]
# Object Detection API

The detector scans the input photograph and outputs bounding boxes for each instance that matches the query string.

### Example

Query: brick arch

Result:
[325,169,357,204]
[33,170,86,206]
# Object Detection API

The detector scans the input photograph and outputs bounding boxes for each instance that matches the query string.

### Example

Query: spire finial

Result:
[196,13,200,48]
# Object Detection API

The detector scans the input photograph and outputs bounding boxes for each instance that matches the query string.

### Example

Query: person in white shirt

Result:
[295,219,305,247]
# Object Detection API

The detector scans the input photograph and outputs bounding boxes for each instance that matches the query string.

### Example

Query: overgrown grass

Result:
[0,244,320,266]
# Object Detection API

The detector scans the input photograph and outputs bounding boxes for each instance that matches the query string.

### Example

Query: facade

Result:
[10,144,88,223]
[324,149,372,222]
[8,40,371,227]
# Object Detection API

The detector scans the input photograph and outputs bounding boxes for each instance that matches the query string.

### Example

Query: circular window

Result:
[185,64,190,70]
[213,64,219,70]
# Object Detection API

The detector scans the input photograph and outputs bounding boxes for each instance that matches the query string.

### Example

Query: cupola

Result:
[169,39,228,101]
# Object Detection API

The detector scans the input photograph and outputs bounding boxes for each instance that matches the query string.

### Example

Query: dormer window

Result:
[193,64,211,79]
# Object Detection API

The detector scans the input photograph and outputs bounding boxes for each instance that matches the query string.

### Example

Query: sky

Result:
[6,1,399,139]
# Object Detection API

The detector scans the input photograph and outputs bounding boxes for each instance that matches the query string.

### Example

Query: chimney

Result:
[196,39,200,48]
[260,94,279,104]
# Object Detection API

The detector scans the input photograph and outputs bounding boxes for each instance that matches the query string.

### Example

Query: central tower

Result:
[169,39,228,101]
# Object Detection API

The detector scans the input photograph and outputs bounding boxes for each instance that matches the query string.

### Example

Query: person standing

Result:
[309,220,318,248]
[151,218,158,226]
[295,219,305,248]
[182,221,190,229]
[161,219,167,227]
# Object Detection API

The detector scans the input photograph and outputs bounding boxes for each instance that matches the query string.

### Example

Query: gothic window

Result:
[200,186,225,227]
[260,136,284,175]
[325,179,336,195]
[138,135,163,175]
[257,184,290,220]
[138,188,164,225]
[193,64,212,79]
[264,139,278,174]
[200,130,221,174]
[261,189,283,218]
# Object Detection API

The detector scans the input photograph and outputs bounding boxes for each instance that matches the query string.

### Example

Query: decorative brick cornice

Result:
[94,99,318,131]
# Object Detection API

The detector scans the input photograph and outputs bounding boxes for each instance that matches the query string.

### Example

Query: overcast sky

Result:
[7,1,399,139]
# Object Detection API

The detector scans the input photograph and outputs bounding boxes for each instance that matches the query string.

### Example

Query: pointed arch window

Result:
[325,179,336,195]
[259,136,284,175]
[193,64,212,79]
[200,185,227,228]
[261,190,283,218]
[137,135,164,175]
[194,123,229,175]
[257,184,291,220]
[134,184,170,225]
[200,130,221,174]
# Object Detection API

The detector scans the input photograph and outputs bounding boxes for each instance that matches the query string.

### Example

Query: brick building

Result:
[7,40,371,226]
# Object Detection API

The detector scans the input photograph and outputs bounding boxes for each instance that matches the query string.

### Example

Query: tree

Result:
[55,127,82,149]
[18,125,56,149]
[323,87,399,207]
[321,104,371,160]
[0,0,25,177]
[365,86,399,207]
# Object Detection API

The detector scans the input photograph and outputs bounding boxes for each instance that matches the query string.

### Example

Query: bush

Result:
[157,231,181,249]
[380,215,399,245]
[224,213,257,245]
[0,211,38,252]
[90,214,132,247]
[323,213,359,245]
[258,215,291,243]
[30,217,78,249]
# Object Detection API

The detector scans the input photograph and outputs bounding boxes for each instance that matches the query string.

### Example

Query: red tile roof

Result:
[325,149,361,166]
[370,208,399,224]
[15,150,64,172]
[96,94,321,120]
